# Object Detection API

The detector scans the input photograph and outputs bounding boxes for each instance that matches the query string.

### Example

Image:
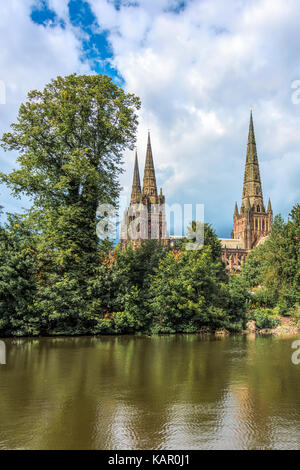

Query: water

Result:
[0,334,300,450]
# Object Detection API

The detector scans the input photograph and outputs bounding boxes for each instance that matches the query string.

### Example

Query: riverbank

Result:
[245,315,300,337]
[1,318,300,339]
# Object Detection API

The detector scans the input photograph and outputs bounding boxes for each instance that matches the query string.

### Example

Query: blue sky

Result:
[0,0,300,238]
[31,0,120,78]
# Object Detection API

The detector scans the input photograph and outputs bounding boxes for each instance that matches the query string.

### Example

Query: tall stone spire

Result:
[241,110,264,212]
[229,109,273,263]
[130,149,141,205]
[142,131,158,202]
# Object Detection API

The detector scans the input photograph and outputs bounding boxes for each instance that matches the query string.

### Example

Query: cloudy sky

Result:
[0,0,299,238]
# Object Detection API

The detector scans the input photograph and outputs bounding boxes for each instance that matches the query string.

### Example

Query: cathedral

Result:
[220,111,273,272]
[121,111,273,273]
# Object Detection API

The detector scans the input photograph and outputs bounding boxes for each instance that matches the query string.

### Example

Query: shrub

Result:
[250,288,277,308]
[251,309,281,329]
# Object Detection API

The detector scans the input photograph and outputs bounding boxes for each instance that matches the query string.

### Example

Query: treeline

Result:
[240,206,300,329]
[0,217,249,336]
[0,74,298,337]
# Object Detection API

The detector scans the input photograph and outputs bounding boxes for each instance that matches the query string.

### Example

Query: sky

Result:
[0,0,299,238]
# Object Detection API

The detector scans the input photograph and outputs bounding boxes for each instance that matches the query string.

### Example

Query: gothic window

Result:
[262,220,265,230]
[257,205,260,212]
[255,219,258,229]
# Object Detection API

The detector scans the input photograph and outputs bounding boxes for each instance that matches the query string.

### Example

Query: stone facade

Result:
[121,132,168,248]
[221,111,273,273]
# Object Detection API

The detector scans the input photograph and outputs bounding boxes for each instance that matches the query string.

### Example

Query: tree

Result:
[0,74,140,267]
[87,241,170,334]
[240,242,269,288]
[241,205,300,314]
[148,247,243,333]
[0,74,140,335]
[185,222,223,261]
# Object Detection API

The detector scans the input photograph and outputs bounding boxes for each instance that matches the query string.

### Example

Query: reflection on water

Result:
[0,334,300,450]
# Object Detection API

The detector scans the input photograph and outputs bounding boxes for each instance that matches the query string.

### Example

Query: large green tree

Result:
[0,74,140,335]
[0,74,140,265]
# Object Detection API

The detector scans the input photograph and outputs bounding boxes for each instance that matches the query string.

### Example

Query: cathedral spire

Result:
[130,149,141,205]
[142,131,158,200]
[241,110,264,211]
[267,198,272,213]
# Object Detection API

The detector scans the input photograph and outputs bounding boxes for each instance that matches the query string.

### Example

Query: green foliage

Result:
[240,243,268,287]
[89,241,171,334]
[250,309,281,330]
[148,248,245,333]
[250,288,278,309]
[0,74,140,268]
[1,74,140,209]
[0,215,39,336]
[241,204,300,317]
[240,204,299,328]
[223,274,250,330]
[0,74,140,336]
[292,306,300,325]
[185,222,223,261]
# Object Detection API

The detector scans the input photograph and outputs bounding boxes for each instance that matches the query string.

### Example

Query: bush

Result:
[250,288,277,308]
[250,309,281,329]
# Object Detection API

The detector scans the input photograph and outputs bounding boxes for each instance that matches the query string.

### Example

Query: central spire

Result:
[142,131,158,200]
[241,110,264,211]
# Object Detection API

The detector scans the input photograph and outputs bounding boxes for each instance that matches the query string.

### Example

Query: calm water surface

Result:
[0,334,300,450]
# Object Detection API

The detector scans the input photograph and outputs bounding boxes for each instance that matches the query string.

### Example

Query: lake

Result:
[0,334,300,450]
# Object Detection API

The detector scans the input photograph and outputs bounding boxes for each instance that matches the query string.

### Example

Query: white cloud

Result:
[88,0,300,236]
[47,0,70,20]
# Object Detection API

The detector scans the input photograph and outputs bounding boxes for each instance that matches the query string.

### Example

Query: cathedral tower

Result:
[233,110,273,250]
[121,133,168,247]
